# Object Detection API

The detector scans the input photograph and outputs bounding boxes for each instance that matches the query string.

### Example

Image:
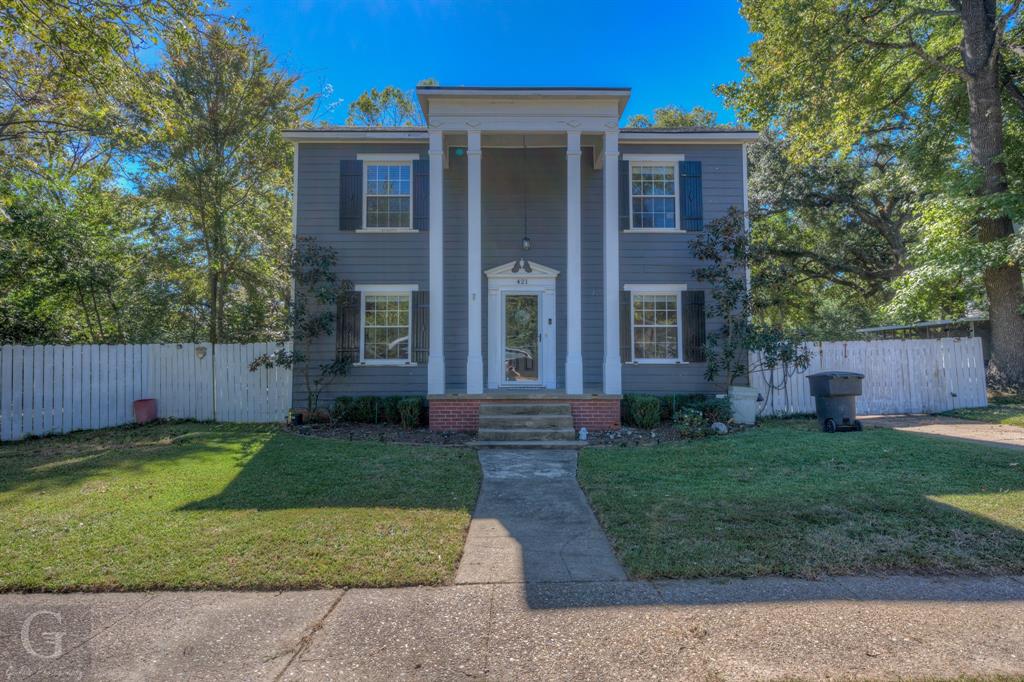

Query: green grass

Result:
[578,419,1024,579]
[945,396,1024,427]
[0,422,480,591]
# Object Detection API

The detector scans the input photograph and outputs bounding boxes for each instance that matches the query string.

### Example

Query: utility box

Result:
[807,371,864,432]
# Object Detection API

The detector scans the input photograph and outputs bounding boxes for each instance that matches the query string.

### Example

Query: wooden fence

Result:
[0,343,292,442]
[750,337,987,416]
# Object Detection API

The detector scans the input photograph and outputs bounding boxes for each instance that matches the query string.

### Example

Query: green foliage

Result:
[350,396,380,424]
[672,408,709,438]
[625,395,662,430]
[249,238,351,414]
[692,210,812,385]
[657,394,732,424]
[346,85,420,126]
[379,396,403,425]
[398,397,424,429]
[331,396,354,422]
[625,105,720,129]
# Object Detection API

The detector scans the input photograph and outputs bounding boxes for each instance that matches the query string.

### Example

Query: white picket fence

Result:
[0,343,292,442]
[751,337,987,416]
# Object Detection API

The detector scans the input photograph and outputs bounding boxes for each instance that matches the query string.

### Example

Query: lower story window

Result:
[362,293,411,363]
[632,293,680,362]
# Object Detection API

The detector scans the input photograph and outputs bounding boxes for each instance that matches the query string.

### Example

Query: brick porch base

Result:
[428,395,621,432]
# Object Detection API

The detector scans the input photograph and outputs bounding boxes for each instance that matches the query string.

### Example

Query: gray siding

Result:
[294,142,429,406]
[292,139,746,405]
[618,143,744,394]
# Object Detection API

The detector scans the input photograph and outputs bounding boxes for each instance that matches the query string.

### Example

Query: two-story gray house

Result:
[284,86,757,434]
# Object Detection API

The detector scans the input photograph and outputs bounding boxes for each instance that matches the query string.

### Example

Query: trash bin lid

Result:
[807,371,865,379]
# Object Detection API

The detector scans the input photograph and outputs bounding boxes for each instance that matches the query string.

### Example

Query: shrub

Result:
[380,396,403,425]
[349,396,380,423]
[331,396,354,422]
[628,395,662,430]
[398,397,423,428]
[700,397,732,424]
[673,408,709,438]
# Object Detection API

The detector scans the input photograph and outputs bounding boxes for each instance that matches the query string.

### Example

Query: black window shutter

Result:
[339,159,363,230]
[412,159,429,230]
[337,291,361,361]
[618,159,630,230]
[411,290,429,363]
[619,291,632,363]
[683,290,706,362]
[679,160,703,231]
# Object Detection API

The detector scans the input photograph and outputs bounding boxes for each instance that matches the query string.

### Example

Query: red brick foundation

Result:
[428,396,621,432]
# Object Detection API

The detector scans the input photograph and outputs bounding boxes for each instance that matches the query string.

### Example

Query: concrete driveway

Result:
[862,414,1024,449]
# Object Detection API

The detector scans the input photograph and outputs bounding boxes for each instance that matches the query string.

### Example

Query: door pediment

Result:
[485,260,560,280]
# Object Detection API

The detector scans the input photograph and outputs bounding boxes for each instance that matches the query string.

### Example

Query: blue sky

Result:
[225,0,755,125]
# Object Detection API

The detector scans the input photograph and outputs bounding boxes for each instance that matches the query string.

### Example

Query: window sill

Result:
[355,228,420,233]
[354,361,419,367]
[625,360,688,365]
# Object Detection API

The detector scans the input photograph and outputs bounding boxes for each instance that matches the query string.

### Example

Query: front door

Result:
[502,292,540,385]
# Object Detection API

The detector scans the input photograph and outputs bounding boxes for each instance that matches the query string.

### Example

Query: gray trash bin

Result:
[807,371,864,432]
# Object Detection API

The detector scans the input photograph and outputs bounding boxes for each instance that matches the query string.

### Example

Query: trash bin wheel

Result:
[823,418,837,433]
[854,420,863,432]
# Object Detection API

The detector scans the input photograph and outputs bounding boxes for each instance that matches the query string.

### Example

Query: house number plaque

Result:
[515,279,529,285]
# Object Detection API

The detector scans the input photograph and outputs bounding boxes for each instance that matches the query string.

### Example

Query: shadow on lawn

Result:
[182,431,478,512]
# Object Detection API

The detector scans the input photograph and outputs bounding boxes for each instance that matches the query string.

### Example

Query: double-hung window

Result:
[361,289,412,363]
[626,285,686,363]
[630,163,678,229]
[364,162,412,230]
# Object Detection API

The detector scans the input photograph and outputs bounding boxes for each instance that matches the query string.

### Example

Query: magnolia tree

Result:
[250,237,351,416]
[692,208,811,396]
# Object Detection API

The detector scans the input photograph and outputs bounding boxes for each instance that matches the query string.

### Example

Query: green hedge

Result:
[331,396,427,426]
[622,393,732,428]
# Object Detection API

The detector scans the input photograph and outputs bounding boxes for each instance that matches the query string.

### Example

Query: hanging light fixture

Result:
[514,135,532,273]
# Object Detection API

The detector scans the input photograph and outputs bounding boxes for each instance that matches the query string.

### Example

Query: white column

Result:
[565,131,584,394]
[427,131,446,394]
[602,130,621,395]
[466,130,484,394]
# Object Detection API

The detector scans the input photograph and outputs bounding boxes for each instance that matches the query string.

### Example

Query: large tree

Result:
[139,23,311,344]
[723,0,1024,387]
[626,105,720,128]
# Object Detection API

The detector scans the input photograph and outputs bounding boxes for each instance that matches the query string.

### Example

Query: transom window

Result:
[630,163,678,229]
[362,293,411,363]
[365,163,411,229]
[631,293,680,362]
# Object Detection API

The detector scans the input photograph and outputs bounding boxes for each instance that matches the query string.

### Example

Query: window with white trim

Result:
[631,293,681,362]
[361,292,411,363]
[630,163,678,229]
[365,162,411,229]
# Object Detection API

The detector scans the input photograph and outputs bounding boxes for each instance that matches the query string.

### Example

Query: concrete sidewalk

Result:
[5,576,1024,680]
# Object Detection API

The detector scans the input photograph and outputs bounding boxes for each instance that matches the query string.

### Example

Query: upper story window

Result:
[364,162,412,229]
[630,163,678,229]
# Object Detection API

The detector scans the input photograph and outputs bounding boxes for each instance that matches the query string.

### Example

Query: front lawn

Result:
[0,423,480,591]
[945,395,1024,427]
[578,420,1024,579]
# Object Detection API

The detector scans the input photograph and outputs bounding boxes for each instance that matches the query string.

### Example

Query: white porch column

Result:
[565,131,584,394]
[427,131,446,394]
[466,130,484,394]
[602,130,622,395]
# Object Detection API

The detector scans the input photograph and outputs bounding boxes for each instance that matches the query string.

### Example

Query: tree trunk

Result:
[960,0,1024,388]
[208,272,219,345]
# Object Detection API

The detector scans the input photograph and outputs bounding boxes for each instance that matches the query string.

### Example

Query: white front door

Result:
[485,260,559,390]
[501,291,541,386]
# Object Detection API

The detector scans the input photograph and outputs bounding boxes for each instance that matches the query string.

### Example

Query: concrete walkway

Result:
[455,450,625,584]
[863,414,1024,449]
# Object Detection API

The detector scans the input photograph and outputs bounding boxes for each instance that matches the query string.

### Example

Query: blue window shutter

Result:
[412,159,429,230]
[618,159,630,230]
[679,160,703,231]
[339,159,363,230]
[683,290,706,362]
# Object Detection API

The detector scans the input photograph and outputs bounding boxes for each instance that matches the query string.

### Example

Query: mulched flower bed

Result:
[287,422,475,446]
[587,422,746,448]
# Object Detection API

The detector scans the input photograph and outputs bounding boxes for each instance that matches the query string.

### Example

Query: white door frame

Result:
[485,260,559,390]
